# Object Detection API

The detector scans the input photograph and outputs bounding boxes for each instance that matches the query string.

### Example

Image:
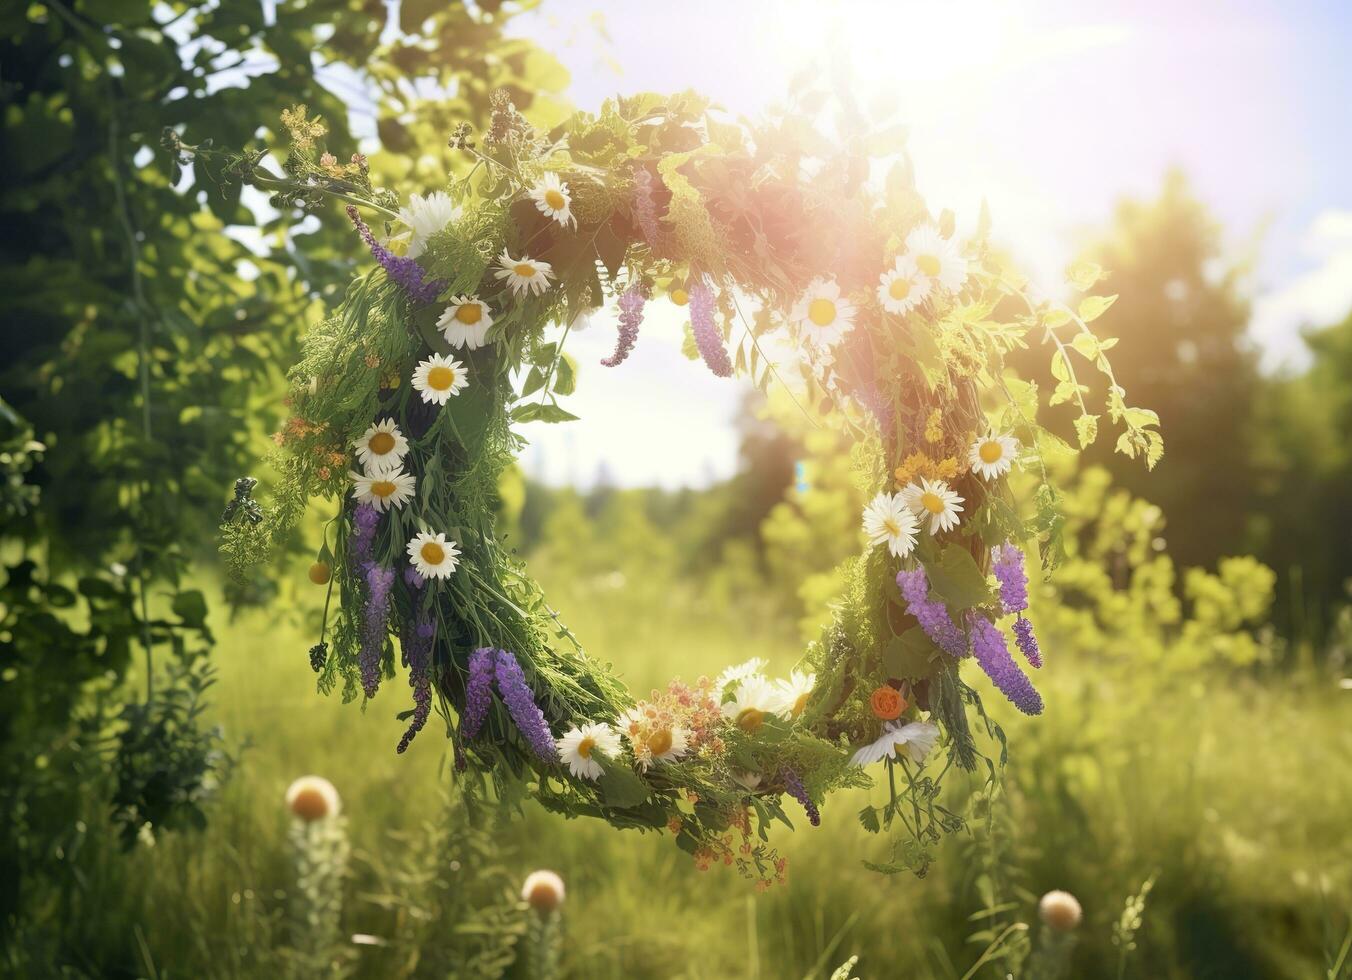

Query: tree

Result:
[0,0,565,966]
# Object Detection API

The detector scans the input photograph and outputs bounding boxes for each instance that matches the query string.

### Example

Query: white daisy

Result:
[849,720,941,768]
[528,172,575,228]
[437,295,494,350]
[411,353,468,405]
[876,255,932,315]
[556,722,622,781]
[969,431,1019,481]
[862,492,920,558]
[901,477,965,535]
[352,418,408,474]
[494,249,555,298]
[775,670,817,720]
[789,277,856,349]
[716,657,767,693]
[721,676,780,734]
[349,466,416,512]
[397,191,460,258]
[905,224,968,294]
[405,531,460,580]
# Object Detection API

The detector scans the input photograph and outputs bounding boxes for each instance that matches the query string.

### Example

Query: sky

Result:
[492,0,1352,488]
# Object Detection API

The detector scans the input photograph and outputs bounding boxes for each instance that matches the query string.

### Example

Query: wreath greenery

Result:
[202,88,1161,883]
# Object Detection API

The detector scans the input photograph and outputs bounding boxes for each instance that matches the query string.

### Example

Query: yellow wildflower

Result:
[924,409,944,443]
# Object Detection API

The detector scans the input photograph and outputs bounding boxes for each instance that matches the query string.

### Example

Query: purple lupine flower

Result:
[493,649,557,762]
[346,205,445,304]
[403,565,425,590]
[397,619,436,754]
[781,767,820,827]
[359,564,396,699]
[461,646,497,739]
[688,282,733,378]
[969,613,1043,715]
[601,286,646,367]
[992,544,1029,615]
[896,568,968,657]
[1013,615,1043,669]
[630,167,664,249]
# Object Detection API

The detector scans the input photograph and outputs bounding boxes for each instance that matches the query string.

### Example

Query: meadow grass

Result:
[75,566,1352,979]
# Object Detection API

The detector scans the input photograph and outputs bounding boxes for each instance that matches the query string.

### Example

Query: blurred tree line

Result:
[0,0,565,967]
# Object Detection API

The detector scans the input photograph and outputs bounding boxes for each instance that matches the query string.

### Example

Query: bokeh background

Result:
[2,1,1350,977]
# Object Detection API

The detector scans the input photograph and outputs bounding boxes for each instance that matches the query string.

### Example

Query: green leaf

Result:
[172,589,208,628]
[597,761,650,809]
[858,806,881,834]
[1073,413,1099,448]
[883,627,943,680]
[521,366,546,397]
[552,355,576,395]
[924,545,992,611]
[535,404,580,424]
[1078,294,1118,322]
[680,322,699,360]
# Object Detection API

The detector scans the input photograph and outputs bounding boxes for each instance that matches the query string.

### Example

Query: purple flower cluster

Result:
[397,620,436,754]
[346,204,445,304]
[630,167,664,249]
[494,650,558,762]
[359,564,396,699]
[403,565,425,590]
[601,285,646,368]
[462,647,496,739]
[896,569,968,657]
[1013,616,1043,669]
[350,503,380,569]
[969,613,1043,715]
[688,282,733,378]
[992,544,1029,615]
[781,767,820,827]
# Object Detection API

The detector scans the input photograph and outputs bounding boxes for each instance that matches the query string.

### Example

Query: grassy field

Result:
[72,564,1352,979]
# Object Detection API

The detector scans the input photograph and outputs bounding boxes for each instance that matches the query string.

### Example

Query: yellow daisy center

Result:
[576,736,596,759]
[544,188,566,211]
[420,541,445,565]
[888,277,911,301]
[426,365,455,391]
[807,298,836,327]
[791,692,809,718]
[921,491,945,514]
[736,707,765,733]
[646,728,674,757]
[454,303,482,325]
[979,440,1004,464]
[370,480,397,499]
[916,254,941,277]
[513,263,536,277]
[883,517,902,537]
[367,431,396,455]
[288,785,332,822]
[670,287,689,306]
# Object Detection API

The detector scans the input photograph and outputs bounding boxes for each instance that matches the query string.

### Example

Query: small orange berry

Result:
[308,561,331,585]
[869,685,906,721]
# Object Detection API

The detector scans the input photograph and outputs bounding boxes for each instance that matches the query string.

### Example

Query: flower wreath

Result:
[212,91,1161,883]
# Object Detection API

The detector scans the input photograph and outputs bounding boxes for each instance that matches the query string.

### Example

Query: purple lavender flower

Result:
[359,564,396,699]
[493,649,557,762]
[992,544,1029,615]
[350,503,380,569]
[896,568,967,657]
[601,286,646,368]
[688,282,733,378]
[1013,615,1043,669]
[461,647,497,739]
[969,613,1043,715]
[346,205,445,304]
[781,767,820,827]
[630,167,663,249]
[397,619,436,754]
[403,565,425,590]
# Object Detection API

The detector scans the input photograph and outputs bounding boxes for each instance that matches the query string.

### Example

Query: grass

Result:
[50,563,1352,979]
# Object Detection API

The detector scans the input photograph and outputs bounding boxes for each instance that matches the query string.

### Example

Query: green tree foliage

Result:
[1254,309,1352,644]
[1057,170,1259,572]
[0,0,564,966]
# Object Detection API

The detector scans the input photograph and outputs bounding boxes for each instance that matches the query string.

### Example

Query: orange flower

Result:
[869,685,907,720]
